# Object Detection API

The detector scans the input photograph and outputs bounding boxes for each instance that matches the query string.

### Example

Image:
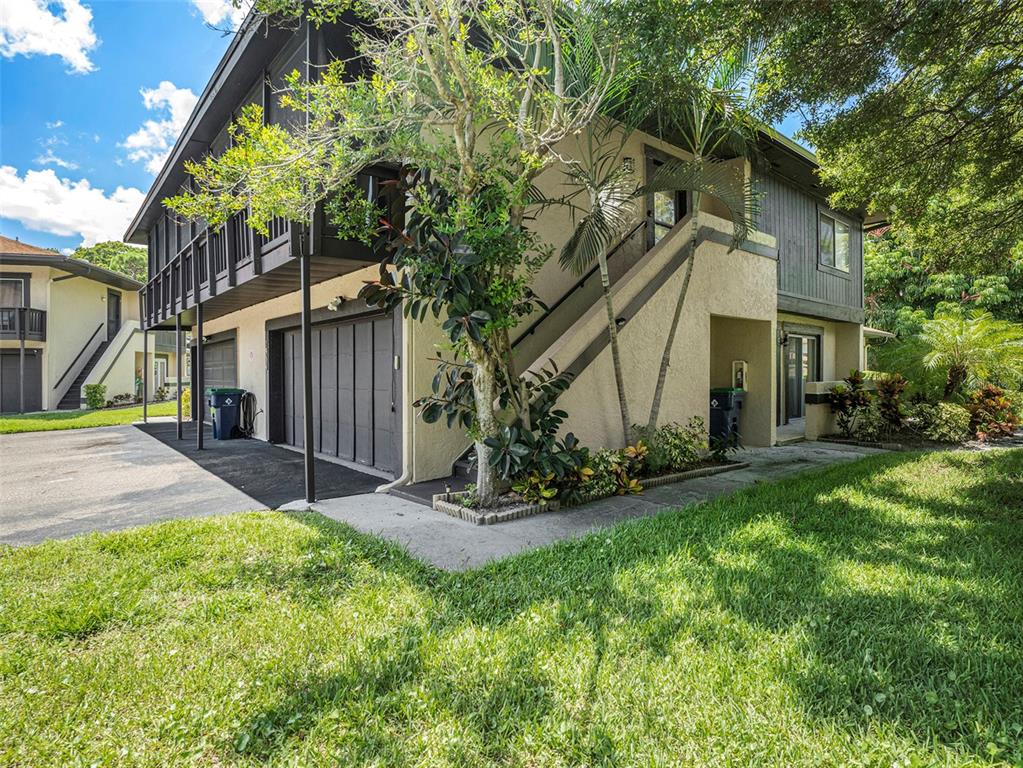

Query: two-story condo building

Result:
[0,235,181,413]
[126,14,867,498]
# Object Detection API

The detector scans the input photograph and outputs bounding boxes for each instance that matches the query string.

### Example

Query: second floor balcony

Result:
[0,307,46,341]
[140,171,395,331]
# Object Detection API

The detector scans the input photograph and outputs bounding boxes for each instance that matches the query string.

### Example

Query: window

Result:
[646,152,686,247]
[0,277,26,307]
[818,212,850,272]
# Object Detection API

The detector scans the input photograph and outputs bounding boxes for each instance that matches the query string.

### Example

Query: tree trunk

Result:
[469,343,501,506]
[647,191,701,430]
[599,251,633,446]
[944,364,967,399]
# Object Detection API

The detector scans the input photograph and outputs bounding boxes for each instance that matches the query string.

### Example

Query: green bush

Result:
[83,383,106,410]
[910,402,971,442]
[587,448,643,498]
[853,402,889,442]
[635,417,707,475]
[181,387,191,418]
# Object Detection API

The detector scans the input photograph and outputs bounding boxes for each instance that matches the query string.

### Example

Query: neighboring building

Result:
[0,235,180,413]
[126,15,868,490]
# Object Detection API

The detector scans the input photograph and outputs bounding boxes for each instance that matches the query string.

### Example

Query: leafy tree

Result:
[865,229,1023,335]
[72,241,148,281]
[751,0,1023,273]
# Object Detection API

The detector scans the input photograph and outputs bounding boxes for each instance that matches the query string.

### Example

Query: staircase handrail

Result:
[53,323,104,390]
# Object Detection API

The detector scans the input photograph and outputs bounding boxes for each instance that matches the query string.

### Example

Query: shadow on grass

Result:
[235,449,1022,764]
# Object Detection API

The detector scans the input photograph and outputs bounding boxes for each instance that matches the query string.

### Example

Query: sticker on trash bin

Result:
[224,397,234,405]
[710,398,719,408]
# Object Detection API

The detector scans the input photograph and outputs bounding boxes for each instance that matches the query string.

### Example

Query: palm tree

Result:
[559,44,762,443]
[559,125,639,445]
[919,309,1023,397]
[638,44,762,429]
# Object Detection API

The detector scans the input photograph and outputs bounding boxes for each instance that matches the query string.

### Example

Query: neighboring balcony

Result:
[0,307,46,341]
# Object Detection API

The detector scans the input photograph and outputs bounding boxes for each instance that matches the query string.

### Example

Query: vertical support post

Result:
[193,243,204,450]
[300,247,315,503]
[175,314,183,440]
[17,308,25,413]
[142,329,149,423]
[196,304,204,450]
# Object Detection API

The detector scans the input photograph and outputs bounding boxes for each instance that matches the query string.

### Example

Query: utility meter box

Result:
[732,360,748,391]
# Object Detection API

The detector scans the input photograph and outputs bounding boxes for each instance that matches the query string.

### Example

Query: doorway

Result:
[154,358,168,390]
[783,333,820,422]
[106,290,121,341]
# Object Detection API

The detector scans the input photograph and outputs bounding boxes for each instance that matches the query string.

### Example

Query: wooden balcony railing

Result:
[0,307,46,341]
[140,207,291,328]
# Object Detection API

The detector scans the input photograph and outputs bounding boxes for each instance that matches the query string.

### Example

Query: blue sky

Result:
[1,0,243,252]
[1,1,808,255]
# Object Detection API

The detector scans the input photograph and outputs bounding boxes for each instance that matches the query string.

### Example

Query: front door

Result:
[785,334,819,421]
[106,290,121,341]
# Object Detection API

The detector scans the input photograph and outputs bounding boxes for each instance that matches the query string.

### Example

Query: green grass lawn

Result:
[1,450,1021,767]
[0,400,180,434]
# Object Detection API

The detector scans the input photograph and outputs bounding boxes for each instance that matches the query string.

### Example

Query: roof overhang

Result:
[0,253,142,291]
[122,14,295,245]
[863,326,896,340]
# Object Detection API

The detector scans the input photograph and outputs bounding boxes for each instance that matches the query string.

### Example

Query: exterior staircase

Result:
[57,339,111,410]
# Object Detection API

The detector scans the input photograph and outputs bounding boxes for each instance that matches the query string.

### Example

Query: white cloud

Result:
[0,165,144,246]
[35,149,78,170]
[191,0,251,29]
[46,119,64,129]
[121,81,198,175]
[0,0,98,74]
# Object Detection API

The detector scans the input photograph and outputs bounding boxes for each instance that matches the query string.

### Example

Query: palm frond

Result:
[636,157,762,248]
[559,174,635,275]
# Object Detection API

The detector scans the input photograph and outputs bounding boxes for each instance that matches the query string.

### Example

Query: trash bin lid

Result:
[208,387,245,395]
[710,387,744,394]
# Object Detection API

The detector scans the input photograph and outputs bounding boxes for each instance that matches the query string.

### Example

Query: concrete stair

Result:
[57,339,111,410]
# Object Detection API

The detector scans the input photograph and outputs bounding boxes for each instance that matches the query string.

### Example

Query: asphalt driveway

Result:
[0,425,262,546]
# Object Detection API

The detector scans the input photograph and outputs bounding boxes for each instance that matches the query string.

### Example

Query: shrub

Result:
[875,373,908,431]
[83,383,106,410]
[828,370,872,437]
[154,385,169,402]
[635,417,706,475]
[587,448,643,498]
[966,384,1019,440]
[909,402,971,443]
[512,472,558,505]
[181,387,191,419]
[854,402,889,442]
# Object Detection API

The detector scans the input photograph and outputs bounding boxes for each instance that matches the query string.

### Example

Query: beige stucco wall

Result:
[535,217,779,450]
[709,316,776,447]
[0,267,140,409]
[514,127,750,334]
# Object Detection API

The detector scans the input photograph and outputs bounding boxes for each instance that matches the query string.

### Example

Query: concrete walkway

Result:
[1,425,263,546]
[299,441,884,571]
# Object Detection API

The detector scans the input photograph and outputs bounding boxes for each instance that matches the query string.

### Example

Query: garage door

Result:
[282,314,401,475]
[0,350,42,413]
[192,337,237,422]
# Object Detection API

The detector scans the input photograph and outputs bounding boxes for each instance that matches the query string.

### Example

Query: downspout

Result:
[376,311,415,493]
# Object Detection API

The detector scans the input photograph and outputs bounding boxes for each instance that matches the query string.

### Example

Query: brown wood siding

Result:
[755,171,864,316]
